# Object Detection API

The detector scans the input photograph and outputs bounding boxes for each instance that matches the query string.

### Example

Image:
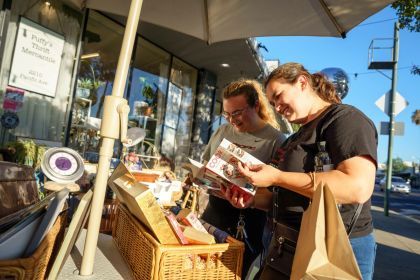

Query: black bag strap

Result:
[272,187,279,227]
[347,203,363,236]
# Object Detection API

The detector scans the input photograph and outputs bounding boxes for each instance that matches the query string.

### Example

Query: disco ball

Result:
[320,67,350,100]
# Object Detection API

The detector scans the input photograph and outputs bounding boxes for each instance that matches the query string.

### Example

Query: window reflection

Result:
[69,11,123,158]
[161,58,197,175]
[126,37,170,168]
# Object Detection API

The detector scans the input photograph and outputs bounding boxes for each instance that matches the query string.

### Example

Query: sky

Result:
[257,6,420,165]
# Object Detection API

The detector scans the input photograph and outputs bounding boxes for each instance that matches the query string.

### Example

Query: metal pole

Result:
[384,22,399,216]
[80,0,144,275]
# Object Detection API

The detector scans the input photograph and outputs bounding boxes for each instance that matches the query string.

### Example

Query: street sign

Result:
[379,121,405,136]
[375,90,409,117]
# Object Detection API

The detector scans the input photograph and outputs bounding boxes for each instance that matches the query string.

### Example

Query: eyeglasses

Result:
[222,106,249,120]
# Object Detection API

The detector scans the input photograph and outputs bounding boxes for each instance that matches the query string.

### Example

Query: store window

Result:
[68,11,124,157]
[210,99,226,133]
[70,11,177,168]
[126,37,170,168]
[161,58,198,174]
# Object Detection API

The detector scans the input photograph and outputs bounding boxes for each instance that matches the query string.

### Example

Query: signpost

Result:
[380,121,405,136]
[375,90,408,117]
[370,22,407,216]
[384,23,399,216]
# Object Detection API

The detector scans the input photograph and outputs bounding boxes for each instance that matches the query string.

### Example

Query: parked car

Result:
[410,174,420,189]
[375,174,385,186]
[380,176,411,194]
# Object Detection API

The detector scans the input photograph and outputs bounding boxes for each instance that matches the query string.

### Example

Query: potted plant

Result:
[140,77,157,116]
[3,139,46,168]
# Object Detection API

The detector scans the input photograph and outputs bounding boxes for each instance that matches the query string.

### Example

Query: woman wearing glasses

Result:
[200,79,286,277]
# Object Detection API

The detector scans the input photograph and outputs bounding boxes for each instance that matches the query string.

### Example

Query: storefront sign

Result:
[8,17,65,97]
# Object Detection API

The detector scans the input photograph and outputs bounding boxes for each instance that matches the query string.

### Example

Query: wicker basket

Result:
[0,212,67,280]
[113,204,244,280]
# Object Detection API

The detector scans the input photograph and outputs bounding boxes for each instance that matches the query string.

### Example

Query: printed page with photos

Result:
[185,138,262,199]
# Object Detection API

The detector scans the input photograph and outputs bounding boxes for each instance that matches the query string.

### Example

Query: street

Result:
[371,185,420,221]
[371,186,420,280]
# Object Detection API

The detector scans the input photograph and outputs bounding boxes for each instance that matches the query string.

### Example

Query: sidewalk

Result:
[372,205,420,280]
[58,203,420,280]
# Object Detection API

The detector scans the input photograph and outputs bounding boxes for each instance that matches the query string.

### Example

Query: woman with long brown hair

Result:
[226,63,378,279]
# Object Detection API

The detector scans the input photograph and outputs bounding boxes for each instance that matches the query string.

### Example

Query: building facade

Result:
[0,0,269,174]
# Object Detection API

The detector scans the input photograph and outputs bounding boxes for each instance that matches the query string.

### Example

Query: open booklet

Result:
[185,138,263,200]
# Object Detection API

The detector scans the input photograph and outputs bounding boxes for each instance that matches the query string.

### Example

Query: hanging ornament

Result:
[320,67,350,100]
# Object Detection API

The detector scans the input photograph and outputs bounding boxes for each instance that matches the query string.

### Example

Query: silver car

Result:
[380,176,411,194]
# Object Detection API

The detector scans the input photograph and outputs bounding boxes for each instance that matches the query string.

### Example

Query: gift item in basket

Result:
[112,174,179,245]
[199,219,229,243]
[182,226,216,245]
[113,204,244,280]
[108,162,134,203]
[132,170,160,183]
[176,209,207,233]
[153,180,182,207]
[165,212,188,245]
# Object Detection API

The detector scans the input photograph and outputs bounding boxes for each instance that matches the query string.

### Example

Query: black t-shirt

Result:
[271,104,378,238]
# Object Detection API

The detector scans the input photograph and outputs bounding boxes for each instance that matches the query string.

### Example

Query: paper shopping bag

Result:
[290,181,362,280]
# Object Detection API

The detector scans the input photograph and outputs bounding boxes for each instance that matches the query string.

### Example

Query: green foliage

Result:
[38,189,45,200]
[139,77,157,106]
[142,85,155,101]
[392,157,409,172]
[391,0,420,32]
[78,78,104,90]
[5,140,46,168]
[411,65,420,75]
[412,109,420,125]
[78,78,94,89]
[391,1,419,76]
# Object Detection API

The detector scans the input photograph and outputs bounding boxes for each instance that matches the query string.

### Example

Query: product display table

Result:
[58,229,133,279]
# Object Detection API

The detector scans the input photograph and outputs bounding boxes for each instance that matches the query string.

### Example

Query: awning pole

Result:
[80,0,144,275]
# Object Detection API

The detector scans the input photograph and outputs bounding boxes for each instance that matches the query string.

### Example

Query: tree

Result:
[391,0,419,32]
[392,0,420,78]
[412,109,420,125]
[392,1,420,124]
[391,157,409,172]
[411,65,420,75]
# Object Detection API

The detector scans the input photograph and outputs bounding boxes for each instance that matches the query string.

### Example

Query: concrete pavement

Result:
[59,199,420,280]
[372,205,420,279]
